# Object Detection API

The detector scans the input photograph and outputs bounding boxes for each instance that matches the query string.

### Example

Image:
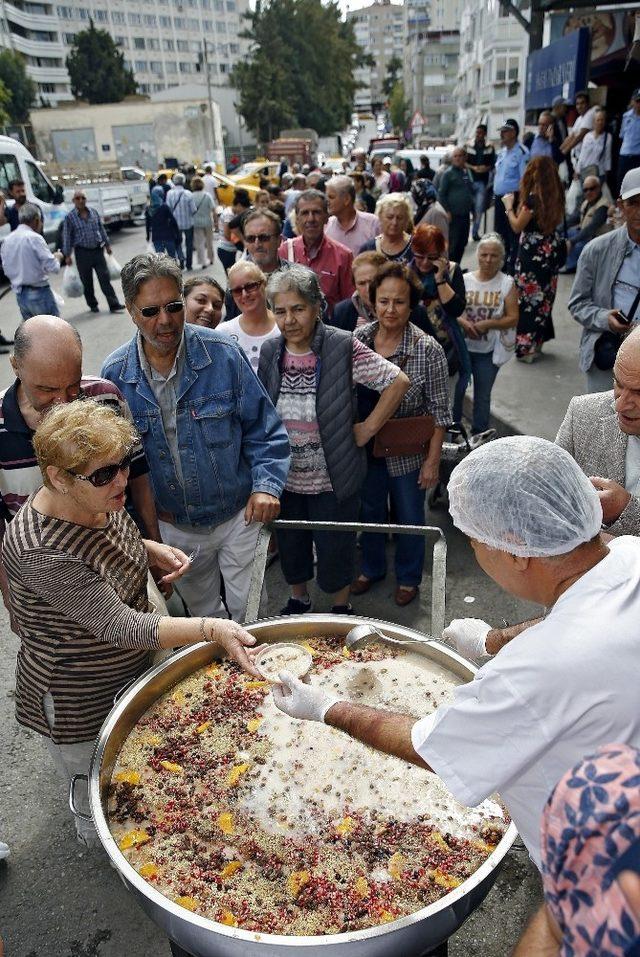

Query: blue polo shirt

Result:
[493,142,529,196]
[620,109,640,157]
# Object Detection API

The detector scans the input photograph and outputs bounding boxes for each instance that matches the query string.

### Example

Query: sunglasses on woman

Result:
[229,280,263,297]
[133,299,184,319]
[68,452,134,488]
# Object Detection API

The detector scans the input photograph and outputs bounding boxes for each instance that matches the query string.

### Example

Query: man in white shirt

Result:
[0,203,63,323]
[562,90,597,216]
[271,436,640,869]
[202,165,219,231]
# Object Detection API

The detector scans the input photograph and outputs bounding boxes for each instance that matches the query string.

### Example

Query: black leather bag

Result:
[593,287,640,371]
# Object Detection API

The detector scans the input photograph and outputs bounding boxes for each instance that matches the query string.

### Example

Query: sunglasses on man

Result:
[67,452,134,488]
[133,299,184,319]
[244,232,277,244]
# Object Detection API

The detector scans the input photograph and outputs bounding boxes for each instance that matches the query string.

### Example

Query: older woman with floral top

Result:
[258,264,409,616]
[352,261,452,607]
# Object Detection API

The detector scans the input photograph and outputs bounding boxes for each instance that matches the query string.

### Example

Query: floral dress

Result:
[514,194,567,359]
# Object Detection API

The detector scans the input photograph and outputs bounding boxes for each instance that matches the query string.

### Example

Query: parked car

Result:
[216,160,280,206]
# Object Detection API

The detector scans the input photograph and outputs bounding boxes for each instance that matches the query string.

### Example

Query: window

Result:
[147,38,159,50]
[226,0,235,9]
[77,8,88,18]
[64,32,76,43]
[176,39,189,51]
[174,16,185,27]
[139,83,150,93]
[214,0,223,10]
[26,160,55,203]
[93,8,107,21]
[144,14,157,26]
[219,62,228,73]
[56,5,71,16]
[495,54,519,83]
[166,62,177,73]
[160,16,171,27]
[134,59,148,71]
[217,42,228,56]
[179,61,192,72]
[150,61,163,73]
[0,154,21,192]
[163,38,174,50]
[40,83,56,93]
[216,20,226,32]
[134,37,146,49]
[188,18,199,29]
[111,10,125,24]
[202,0,210,8]
[152,82,165,91]
[115,36,129,48]
[229,42,238,54]
[128,12,142,25]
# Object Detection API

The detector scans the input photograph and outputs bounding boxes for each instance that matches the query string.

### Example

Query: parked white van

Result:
[0,135,66,245]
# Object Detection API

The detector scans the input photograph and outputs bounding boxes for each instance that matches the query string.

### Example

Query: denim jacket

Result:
[101,325,290,528]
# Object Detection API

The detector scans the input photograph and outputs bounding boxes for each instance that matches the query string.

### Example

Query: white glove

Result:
[272,671,342,723]
[442,618,491,659]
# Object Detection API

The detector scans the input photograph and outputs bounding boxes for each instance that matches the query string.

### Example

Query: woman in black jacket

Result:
[145,186,180,260]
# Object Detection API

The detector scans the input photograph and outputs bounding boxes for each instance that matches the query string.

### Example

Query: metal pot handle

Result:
[69,774,92,821]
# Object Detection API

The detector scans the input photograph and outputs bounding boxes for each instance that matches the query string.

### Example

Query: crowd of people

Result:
[1,95,640,957]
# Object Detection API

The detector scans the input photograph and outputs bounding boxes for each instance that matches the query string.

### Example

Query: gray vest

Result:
[258,322,366,501]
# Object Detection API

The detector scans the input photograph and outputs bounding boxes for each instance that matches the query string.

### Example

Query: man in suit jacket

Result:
[555,326,640,535]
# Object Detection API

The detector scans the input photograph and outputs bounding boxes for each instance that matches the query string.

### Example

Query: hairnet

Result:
[448,436,603,557]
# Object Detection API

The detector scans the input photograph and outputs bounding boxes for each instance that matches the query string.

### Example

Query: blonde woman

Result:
[218,261,280,372]
[3,399,260,845]
[359,193,414,263]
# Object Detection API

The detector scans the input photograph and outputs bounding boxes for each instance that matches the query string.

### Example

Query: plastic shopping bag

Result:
[53,291,65,311]
[61,264,84,298]
[106,253,122,279]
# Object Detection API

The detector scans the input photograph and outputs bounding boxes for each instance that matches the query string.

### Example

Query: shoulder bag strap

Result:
[627,285,640,324]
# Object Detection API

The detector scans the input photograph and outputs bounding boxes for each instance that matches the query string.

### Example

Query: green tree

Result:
[388,81,409,134]
[66,21,137,104]
[231,0,366,142]
[0,79,11,127]
[382,55,403,98]
[0,50,36,122]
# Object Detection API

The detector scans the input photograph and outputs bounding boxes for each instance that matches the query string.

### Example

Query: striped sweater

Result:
[3,496,162,743]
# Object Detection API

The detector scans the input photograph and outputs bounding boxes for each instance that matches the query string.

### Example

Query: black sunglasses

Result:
[68,452,134,488]
[244,232,277,244]
[134,299,184,319]
[229,280,263,296]
[583,185,599,192]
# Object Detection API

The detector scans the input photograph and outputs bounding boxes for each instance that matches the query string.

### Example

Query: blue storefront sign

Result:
[525,28,590,110]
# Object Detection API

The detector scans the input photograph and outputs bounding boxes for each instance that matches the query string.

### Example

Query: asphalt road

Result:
[0,224,543,956]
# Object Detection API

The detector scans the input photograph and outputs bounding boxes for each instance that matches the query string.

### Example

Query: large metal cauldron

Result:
[87,615,518,957]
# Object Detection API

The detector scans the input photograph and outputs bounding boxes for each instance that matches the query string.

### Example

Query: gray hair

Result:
[329,175,355,202]
[19,202,42,225]
[295,189,328,214]
[172,172,185,186]
[266,264,323,310]
[477,231,506,266]
[120,252,183,305]
[375,192,413,230]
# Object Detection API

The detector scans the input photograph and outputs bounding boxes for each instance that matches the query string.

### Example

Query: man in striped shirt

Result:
[0,315,159,619]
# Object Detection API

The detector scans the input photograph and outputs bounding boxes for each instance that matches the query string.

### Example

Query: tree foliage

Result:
[388,81,409,134]
[0,80,12,127]
[0,50,36,122]
[66,21,137,104]
[382,55,403,98]
[231,0,366,141]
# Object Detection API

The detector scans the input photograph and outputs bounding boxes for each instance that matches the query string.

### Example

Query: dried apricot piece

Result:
[246,717,263,732]
[196,721,211,734]
[219,909,238,926]
[354,876,369,898]
[226,763,250,787]
[221,861,243,879]
[217,812,234,835]
[287,870,310,897]
[139,862,159,879]
[118,829,150,851]
[388,851,406,880]
[335,816,355,836]
[159,760,183,774]
[113,771,141,785]
[176,896,198,912]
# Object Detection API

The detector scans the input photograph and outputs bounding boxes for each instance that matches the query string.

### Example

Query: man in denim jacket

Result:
[102,252,290,622]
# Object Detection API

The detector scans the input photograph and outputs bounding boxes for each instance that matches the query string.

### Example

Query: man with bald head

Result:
[563,174,611,273]
[556,325,640,534]
[325,175,379,255]
[0,315,159,615]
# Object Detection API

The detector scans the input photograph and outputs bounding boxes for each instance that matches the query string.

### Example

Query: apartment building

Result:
[403,0,462,140]
[0,0,248,107]
[347,0,405,114]
[455,0,528,144]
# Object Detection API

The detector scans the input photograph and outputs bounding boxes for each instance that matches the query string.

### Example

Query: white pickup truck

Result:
[62,181,132,228]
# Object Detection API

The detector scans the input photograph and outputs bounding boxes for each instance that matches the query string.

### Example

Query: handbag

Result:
[371,333,435,458]
[593,286,640,371]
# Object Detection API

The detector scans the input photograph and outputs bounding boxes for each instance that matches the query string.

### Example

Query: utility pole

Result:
[201,39,217,161]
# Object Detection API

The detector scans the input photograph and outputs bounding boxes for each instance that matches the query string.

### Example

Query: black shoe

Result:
[0,334,14,346]
[110,302,125,312]
[280,596,313,615]
[89,305,100,313]
[330,603,357,615]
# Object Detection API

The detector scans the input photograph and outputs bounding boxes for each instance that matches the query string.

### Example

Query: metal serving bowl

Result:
[86,615,518,957]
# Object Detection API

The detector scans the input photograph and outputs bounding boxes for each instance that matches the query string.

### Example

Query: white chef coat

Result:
[412,536,640,869]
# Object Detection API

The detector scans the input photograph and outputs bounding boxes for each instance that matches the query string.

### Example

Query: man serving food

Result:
[272,436,640,868]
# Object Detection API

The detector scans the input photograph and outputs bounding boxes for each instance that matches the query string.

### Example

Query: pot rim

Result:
[89,613,519,945]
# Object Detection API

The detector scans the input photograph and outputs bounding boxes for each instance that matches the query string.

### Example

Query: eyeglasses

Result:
[133,299,184,319]
[244,232,277,244]
[411,249,439,260]
[583,185,599,193]
[67,452,134,488]
[229,280,263,297]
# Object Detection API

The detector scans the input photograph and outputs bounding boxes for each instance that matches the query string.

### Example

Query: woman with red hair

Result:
[502,156,567,362]
[409,223,471,426]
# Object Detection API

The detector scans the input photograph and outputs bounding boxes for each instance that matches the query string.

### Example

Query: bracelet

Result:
[436,280,448,286]
[199,617,210,642]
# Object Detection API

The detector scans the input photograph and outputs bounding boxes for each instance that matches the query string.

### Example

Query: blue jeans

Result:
[16,284,59,321]
[469,350,499,434]
[564,226,586,272]
[153,238,178,260]
[449,319,473,425]
[360,459,426,587]
[471,180,487,238]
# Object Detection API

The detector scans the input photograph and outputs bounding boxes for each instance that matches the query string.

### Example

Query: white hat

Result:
[382,157,392,166]
[620,167,640,201]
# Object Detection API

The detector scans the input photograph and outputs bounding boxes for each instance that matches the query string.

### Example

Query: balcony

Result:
[27,64,69,82]
[4,1,58,33]
[10,33,64,57]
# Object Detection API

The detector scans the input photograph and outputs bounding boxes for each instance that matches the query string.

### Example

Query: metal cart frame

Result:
[244,520,447,636]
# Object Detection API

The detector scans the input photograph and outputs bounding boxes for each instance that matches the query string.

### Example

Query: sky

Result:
[340,0,403,14]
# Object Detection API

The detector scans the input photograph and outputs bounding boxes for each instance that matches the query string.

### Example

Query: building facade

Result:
[347,0,405,114]
[403,0,462,140]
[0,0,248,109]
[455,0,528,144]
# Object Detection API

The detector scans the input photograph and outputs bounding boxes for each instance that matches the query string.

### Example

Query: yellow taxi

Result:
[215,160,280,206]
